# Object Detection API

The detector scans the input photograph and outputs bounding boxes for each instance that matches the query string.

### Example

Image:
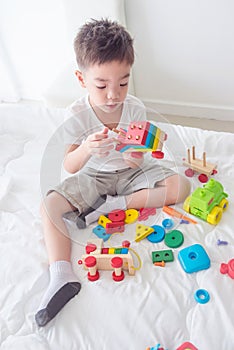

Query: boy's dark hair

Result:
[74,18,134,70]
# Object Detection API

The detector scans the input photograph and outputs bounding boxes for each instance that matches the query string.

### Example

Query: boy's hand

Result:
[85,127,115,158]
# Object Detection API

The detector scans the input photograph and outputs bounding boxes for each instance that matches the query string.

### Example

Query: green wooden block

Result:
[114,248,122,254]
[152,249,174,263]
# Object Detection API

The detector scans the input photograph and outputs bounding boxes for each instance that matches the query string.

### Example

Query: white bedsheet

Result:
[0,102,234,350]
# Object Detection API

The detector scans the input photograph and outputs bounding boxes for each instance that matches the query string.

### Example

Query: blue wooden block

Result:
[178,244,210,273]
[92,225,110,241]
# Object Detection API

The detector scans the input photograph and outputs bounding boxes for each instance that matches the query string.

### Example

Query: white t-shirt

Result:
[63,94,147,171]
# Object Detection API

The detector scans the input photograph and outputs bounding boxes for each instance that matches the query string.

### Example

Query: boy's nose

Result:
[107,88,120,100]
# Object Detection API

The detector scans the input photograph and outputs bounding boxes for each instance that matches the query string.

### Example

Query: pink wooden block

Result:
[138,207,156,221]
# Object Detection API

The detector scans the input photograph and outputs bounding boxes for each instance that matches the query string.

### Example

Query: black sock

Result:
[35,282,81,327]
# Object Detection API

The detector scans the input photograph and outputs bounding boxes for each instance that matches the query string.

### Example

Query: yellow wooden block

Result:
[124,209,139,224]
[98,215,112,228]
[152,128,161,150]
[108,248,115,254]
[135,224,154,242]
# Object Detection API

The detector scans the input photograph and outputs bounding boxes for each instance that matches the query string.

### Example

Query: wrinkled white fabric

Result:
[0,102,234,349]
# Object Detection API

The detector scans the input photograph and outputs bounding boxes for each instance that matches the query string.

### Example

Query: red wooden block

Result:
[108,209,126,222]
[106,221,125,234]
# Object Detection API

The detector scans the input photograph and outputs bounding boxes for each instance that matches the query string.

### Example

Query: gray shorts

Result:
[51,163,175,213]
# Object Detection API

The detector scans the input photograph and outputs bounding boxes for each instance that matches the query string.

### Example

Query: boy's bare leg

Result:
[84,174,190,226]
[125,174,191,209]
[41,191,76,263]
[35,192,81,327]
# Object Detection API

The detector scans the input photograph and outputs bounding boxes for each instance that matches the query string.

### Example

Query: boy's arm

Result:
[63,127,114,174]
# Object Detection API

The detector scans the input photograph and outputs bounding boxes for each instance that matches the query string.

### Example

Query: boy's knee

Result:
[166,174,191,204]
[40,191,72,217]
[175,174,191,203]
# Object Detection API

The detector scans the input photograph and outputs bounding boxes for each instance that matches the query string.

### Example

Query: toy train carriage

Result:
[183,178,228,225]
[81,238,135,281]
[114,121,167,159]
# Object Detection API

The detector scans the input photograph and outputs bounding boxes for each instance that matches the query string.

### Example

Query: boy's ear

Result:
[75,70,86,88]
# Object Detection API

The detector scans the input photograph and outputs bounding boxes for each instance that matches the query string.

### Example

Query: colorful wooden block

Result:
[138,207,156,221]
[147,225,165,243]
[108,209,126,222]
[124,121,151,146]
[106,221,125,234]
[164,229,184,248]
[92,225,110,242]
[101,248,109,254]
[135,224,154,242]
[98,215,112,228]
[124,209,139,224]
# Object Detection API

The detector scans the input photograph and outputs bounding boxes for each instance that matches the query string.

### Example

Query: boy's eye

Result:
[96,86,106,89]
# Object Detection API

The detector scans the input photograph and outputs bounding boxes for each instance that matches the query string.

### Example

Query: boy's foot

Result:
[35,282,81,327]
[35,261,81,327]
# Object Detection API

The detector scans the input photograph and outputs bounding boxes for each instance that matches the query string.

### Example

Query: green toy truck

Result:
[183,178,228,225]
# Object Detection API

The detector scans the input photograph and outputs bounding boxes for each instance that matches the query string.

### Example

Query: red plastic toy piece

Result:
[176,341,198,350]
[111,257,124,281]
[220,259,234,279]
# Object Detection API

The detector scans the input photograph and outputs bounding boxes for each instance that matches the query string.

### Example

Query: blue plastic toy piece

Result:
[178,244,210,273]
[162,218,174,229]
[147,225,165,243]
[194,289,210,304]
[92,225,110,241]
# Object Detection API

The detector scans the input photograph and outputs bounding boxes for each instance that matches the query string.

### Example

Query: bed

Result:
[0,101,233,350]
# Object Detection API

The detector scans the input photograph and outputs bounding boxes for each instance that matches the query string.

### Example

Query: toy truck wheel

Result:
[183,195,191,213]
[207,206,222,225]
[219,198,228,211]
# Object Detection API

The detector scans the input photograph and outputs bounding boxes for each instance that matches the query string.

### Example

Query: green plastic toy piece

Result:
[183,178,228,225]
[164,230,184,248]
[152,249,174,263]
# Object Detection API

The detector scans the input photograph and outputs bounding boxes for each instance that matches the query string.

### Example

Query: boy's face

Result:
[76,60,131,114]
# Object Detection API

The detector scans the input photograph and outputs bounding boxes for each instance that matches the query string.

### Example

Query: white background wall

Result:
[1,0,233,121]
[125,0,234,120]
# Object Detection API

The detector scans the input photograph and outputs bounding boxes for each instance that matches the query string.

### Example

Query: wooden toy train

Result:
[79,238,136,282]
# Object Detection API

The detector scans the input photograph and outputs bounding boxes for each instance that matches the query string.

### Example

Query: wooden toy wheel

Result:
[219,198,228,211]
[183,195,191,213]
[185,168,194,177]
[207,206,222,225]
[198,174,208,183]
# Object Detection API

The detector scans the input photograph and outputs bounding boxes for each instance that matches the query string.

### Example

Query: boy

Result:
[35,18,190,327]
